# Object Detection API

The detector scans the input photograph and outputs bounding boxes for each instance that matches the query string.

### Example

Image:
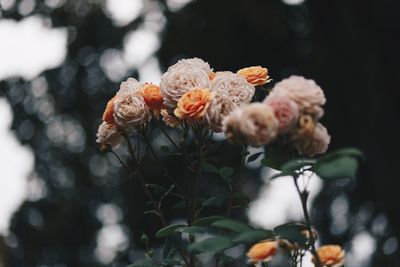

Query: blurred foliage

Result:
[0,0,400,266]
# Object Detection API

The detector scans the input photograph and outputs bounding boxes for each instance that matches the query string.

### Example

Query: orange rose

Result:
[247,241,277,264]
[174,88,213,123]
[102,96,116,124]
[237,66,270,86]
[314,245,345,267]
[141,83,164,110]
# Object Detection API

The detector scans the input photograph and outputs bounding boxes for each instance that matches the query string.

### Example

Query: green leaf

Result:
[156,224,186,238]
[247,152,264,163]
[274,223,307,244]
[188,237,234,254]
[316,156,359,180]
[211,219,252,233]
[315,148,363,180]
[218,167,234,179]
[192,216,226,226]
[202,163,219,174]
[175,226,205,235]
[281,158,316,172]
[202,192,248,208]
[233,229,274,244]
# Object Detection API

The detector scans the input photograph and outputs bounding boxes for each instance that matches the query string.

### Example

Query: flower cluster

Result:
[97,59,267,145]
[223,75,330,156]
[97,58,329,157]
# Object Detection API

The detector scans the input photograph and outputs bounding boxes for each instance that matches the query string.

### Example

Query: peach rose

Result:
[211,71,255,105]
[313,245,345,267]
[270,75,326,119]
[247,241,277,264]
[237,66,271,86]
[102,96,116,124]
[264,93,299,134]
[161,109,179,128]
[96,122,123,148]
[295,123,330,157]
[174,88,213,123]
[141,83,164,110]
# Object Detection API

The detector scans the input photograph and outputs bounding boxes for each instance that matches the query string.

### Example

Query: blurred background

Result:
[0,0,399,266]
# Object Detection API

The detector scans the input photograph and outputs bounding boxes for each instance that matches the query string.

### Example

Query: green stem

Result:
[225,145,247,218]
[140,130,185,195]
[292,175,321,267]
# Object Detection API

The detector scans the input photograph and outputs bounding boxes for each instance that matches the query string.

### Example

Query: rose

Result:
[247,241,277,264]
[270,75,326,119]
[174,88,213,123]
[223,103,279,146]
[295,114,317,139]
[295,123,331,157]
[264,93,299,134]
[102,96,116,124]
[160,58,212,108]
[117,77,142,96]
[96,122,122,148]
[237,66,270,86]
[239,103,279,146]
[222,108,246,144]
[205,90,237,132]
[313,245,345,267]
[113,92,151,128]
[141,83,164,110]
[211,71,255,105]
[169,57,212,73]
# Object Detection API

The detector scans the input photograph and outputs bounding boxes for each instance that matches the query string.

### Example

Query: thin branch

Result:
[292,175,321,267]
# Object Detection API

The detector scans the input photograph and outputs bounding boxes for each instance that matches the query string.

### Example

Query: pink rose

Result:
[264,93,299,134]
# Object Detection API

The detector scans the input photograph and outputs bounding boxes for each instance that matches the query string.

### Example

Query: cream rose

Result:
[96,122,123,148]
[169,57,212,73]
[270,75,326,119]
[113,91,151,128]
[211,71,255,105]
[205,90,238,132]
[239,103,279,146]
[160,59,212,108]
[264,93,299,134]
[222,108,246,144]
[117,77,142,96]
